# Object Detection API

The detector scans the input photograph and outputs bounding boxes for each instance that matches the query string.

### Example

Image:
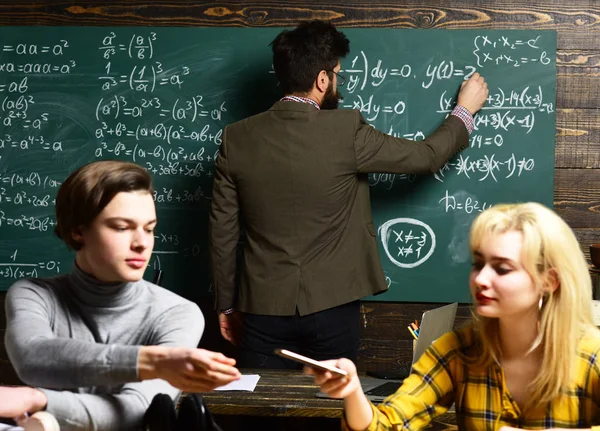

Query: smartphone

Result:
[274,349,348,377]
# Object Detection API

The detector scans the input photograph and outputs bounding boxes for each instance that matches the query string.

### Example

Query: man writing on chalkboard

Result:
[209,20,489,368]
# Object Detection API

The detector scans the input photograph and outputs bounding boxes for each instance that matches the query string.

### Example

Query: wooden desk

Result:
[199,369,457,431]
[201,369,342,418]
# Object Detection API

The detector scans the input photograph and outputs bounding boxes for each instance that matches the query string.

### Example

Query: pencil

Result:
[407,326,418,340]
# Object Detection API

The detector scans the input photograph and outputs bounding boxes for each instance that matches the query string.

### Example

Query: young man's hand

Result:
[138,346,241,392]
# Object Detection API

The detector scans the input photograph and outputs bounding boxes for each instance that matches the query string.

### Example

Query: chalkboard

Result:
[0,27,556,303]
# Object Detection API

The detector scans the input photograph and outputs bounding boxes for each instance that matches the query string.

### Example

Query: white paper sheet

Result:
[0,424,23,431]
[214,374,260,391]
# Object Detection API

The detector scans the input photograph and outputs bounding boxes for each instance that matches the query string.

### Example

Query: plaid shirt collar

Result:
[280,95,320,110]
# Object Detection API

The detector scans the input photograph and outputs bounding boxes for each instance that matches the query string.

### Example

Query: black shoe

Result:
[143,393,177,431]
[177,393,222,431]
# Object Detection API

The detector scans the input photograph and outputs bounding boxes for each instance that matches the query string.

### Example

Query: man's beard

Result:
[321,82,343,110]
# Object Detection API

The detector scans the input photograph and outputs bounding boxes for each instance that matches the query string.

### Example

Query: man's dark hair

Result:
[54,160,153,250]
[270,20,350,95]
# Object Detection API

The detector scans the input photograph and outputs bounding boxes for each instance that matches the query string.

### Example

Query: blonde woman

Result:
[309,202,600,431]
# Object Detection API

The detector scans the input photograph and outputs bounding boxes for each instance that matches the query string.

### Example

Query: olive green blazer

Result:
[210,101,468,316]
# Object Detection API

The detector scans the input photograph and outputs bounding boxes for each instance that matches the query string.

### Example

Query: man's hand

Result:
[457,72,489,115]
[138,346,241,392]
[0,386,47,418]
[219,311,243,345]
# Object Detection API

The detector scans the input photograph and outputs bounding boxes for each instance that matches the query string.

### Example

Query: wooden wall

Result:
[0,0,599,384]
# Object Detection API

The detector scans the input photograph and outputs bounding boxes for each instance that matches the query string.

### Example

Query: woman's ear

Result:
[544,268,560,294]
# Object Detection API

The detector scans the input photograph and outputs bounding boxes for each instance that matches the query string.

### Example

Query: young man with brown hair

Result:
[0,160,240,430]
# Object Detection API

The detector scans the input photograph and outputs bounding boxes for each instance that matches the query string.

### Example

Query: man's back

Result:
[211,99,468,316]
[220,101,386,315]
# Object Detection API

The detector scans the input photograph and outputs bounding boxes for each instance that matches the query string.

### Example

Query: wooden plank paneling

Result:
[555,168,600,228]
[556,109,600,169]
[557,53,600,109]
[0,1,596,49]
[573,228,600,259]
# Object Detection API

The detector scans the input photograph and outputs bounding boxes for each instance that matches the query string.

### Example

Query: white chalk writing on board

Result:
[0,28,556,300]
[378,218,436,269]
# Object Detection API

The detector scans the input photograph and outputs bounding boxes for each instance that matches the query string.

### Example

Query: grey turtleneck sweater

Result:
[4,265,204,431]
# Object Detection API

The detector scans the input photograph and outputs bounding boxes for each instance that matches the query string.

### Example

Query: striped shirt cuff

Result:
[450,104,474,134]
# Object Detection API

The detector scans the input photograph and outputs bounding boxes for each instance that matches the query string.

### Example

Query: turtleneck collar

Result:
[67,263,142,308]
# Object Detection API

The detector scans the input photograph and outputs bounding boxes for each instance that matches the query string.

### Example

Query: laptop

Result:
[317,302,458,403]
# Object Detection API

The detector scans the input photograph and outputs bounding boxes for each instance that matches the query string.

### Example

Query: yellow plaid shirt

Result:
[350,325,600,431]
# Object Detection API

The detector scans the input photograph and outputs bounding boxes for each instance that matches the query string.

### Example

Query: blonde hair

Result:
[468,202,598,410]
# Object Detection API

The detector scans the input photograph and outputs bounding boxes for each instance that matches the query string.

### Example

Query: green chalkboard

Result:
[0,27,556,303]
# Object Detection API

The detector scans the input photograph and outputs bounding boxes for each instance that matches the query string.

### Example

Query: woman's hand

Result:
[304,358,361,399]
[305,358,374,430]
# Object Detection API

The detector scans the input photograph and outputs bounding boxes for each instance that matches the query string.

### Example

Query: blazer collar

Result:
[269,100,320,112]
